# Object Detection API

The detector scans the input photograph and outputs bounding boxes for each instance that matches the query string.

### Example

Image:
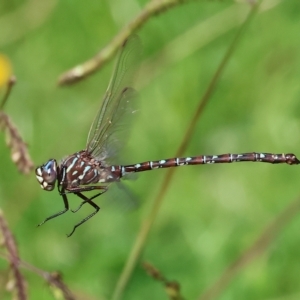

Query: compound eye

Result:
[43,160,57,184]
[35,159,57,191]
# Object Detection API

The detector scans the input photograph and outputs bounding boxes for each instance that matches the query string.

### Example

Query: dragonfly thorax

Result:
[35,159,58,191]
[60,151,120,188]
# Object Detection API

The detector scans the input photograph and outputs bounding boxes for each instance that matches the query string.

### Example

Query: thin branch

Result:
[58,0,191,85]
[0,209,27,300]
[143,262,185,300]
[0,252,76,300]
[19,265,75,300]
[198,196,300,300]
[111,3,259,300]
[0,76,16,110]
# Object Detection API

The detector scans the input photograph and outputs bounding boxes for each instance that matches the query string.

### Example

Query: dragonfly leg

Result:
[67,192,101,237]
[38,193,69,227]
[66,186,108,213]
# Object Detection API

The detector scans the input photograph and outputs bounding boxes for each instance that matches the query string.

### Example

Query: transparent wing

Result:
[86,35,142,161]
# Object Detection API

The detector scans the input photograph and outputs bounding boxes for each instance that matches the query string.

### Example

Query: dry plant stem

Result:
[198,196,300,300]
[143,262,184,300]
[0,252,76,300]
[0,210,27,300]
[19,266,75,300]
[0,76,16,110]
[0,76,33,174]
[111,4,259,300]
[143,261,165,281]
[0,112,34,174]
[58,0,190,85]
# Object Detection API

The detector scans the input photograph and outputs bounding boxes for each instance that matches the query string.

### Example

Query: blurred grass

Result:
[1,0,300,299]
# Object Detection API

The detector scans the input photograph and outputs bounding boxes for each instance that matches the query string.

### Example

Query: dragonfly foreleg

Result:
[67,192,101,237]
[38,193,69,227]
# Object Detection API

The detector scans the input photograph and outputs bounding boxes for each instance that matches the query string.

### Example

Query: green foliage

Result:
[1,0,300,299]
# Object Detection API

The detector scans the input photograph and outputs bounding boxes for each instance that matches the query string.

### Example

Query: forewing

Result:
[86,35,142,162]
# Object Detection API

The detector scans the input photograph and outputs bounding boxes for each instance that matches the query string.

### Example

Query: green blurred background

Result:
[1,0,300,299]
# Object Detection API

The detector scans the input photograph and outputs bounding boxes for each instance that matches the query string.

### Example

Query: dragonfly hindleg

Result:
[68,185,108,213]
[67,192,101,237]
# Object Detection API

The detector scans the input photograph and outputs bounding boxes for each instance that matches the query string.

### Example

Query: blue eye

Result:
[35,159,58,191]
[43,160,57,182]
[45,161,55,173]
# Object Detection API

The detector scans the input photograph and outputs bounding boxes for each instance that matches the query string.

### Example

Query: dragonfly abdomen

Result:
[120,152,300,176]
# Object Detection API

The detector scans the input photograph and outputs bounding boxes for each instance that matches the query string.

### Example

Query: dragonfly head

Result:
[35,159,58,191]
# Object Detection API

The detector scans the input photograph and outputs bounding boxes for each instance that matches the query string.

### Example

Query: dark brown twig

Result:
[143,262,184,300]
[0,76,16,110]
[44,272,76,300]
[0,209,27,300]
[0,252,76,300]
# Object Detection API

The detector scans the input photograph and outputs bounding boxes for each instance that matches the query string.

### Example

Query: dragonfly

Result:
[35,35,300,237]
